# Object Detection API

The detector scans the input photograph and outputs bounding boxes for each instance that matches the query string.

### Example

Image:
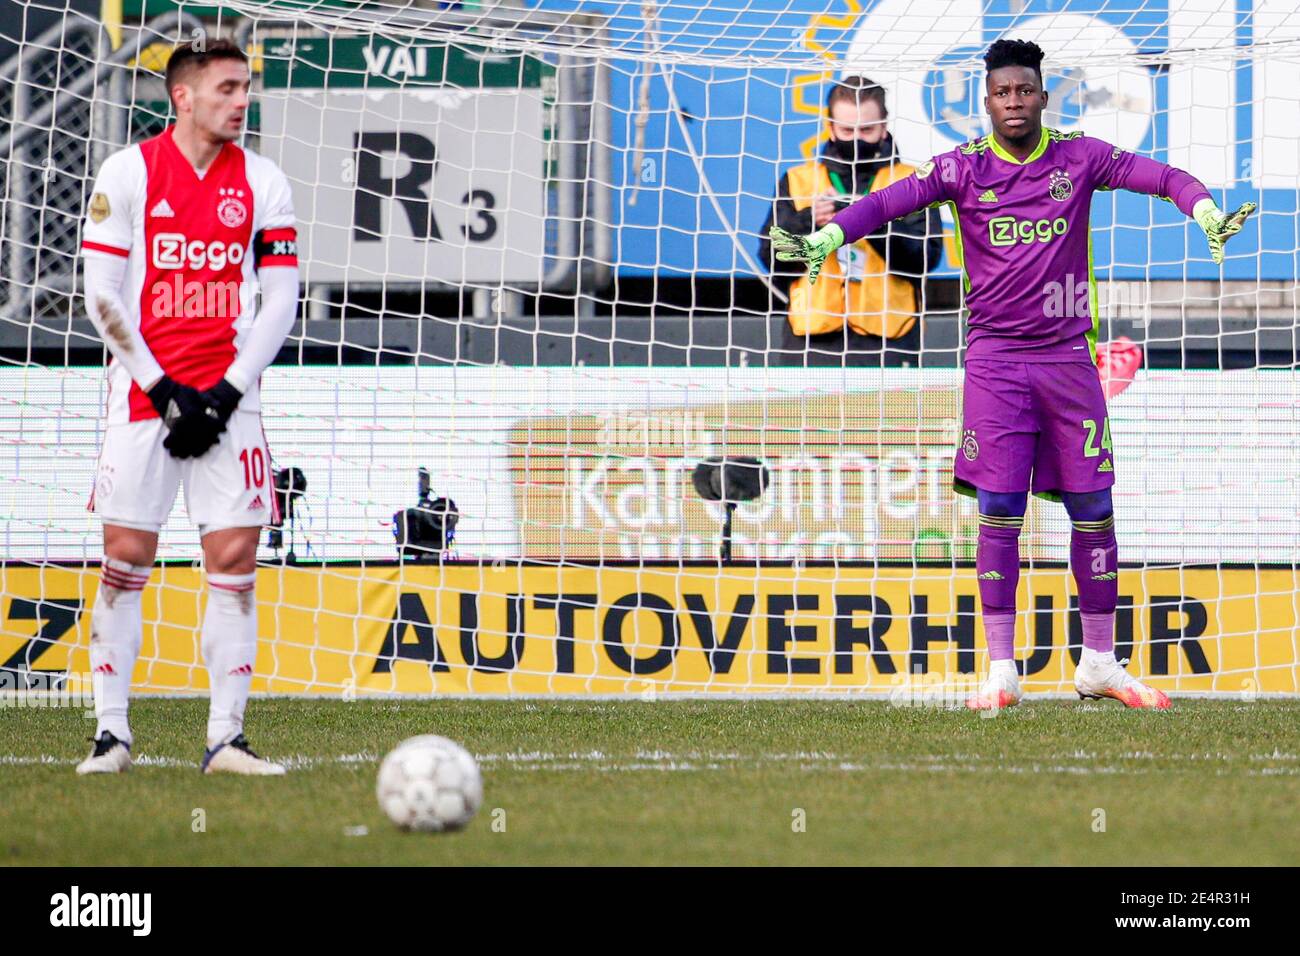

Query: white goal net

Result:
[1,0,1298,698]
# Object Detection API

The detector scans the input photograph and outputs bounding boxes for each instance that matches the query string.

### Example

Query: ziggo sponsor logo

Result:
[151,232,245,271]
[988,215,1068,247]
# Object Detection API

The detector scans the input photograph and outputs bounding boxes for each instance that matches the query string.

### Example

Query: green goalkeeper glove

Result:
[1193,199,1256,265]
[768,223,844,286]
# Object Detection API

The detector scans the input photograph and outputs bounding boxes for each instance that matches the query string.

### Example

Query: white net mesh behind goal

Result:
[1,0,1298,698]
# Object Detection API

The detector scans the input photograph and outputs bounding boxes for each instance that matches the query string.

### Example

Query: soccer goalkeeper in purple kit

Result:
[770,39,1255,710]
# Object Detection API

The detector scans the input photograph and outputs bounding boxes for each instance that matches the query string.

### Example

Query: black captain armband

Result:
[254,227,298,268]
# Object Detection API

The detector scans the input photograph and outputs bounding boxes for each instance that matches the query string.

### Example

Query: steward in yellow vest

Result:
[759,133,943,338]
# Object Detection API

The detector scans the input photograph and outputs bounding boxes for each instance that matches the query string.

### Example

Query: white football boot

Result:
[965,660,1022,711]
[201,733,286,776]
[1075,652,1170,710]
[76,732,132,775]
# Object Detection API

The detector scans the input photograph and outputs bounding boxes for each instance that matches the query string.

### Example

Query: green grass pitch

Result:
[2,699,1298,866]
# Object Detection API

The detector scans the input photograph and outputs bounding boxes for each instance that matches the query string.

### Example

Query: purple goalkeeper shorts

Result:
[954,359,1115,502]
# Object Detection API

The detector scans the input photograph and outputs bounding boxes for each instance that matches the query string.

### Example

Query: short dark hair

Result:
[826,76,888,120]
[164,38,248,105]
[984,38,1045,83]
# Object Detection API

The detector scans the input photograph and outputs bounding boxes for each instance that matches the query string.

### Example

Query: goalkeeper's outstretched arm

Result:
[1093,141,1255,264]
[767,161,949,284]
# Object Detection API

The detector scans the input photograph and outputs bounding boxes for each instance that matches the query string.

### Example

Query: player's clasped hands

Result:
[146,376,243,460]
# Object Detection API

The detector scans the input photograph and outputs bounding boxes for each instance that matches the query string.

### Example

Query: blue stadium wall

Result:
[526,0,1294,282]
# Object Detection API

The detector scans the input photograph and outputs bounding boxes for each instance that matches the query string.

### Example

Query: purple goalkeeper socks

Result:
[983,613,1017,662]
[1080,612,1114,654]
[1070,518,1118,611]
[1071,516,1118,651]
[977,515,1023,661]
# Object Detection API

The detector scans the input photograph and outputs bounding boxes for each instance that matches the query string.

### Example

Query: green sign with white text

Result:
[262,36,551,90]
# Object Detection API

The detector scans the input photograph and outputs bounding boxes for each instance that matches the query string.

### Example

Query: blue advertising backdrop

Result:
[528,0,1294,281]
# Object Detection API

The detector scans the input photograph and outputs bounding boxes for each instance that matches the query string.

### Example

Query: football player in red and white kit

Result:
[77,40,298,775]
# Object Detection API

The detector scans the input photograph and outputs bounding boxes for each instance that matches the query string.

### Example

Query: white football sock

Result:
[201,571,258,749]
[1081,646,1118,666]
[989,658,1018,678]
[90,557,150,746]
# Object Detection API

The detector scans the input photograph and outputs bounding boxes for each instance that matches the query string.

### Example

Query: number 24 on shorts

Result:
[1082,418,1113,458]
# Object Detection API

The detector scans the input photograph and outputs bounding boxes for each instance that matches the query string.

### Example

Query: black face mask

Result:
[827,137,881,164]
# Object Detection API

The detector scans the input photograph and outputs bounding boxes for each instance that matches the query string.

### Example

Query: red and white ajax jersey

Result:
[82,126,298,423]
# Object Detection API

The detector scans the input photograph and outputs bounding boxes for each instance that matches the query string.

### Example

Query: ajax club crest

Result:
[217,187,248,228]
[1048,169,1072,202]
[962,428,980,461]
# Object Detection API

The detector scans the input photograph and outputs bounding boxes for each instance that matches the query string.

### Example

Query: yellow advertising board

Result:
[1,564,1297,696]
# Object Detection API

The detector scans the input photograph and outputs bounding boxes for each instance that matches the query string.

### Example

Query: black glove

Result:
[161,413,219,459]
[146,375,206,430]
[201,378,243,431]
[148,376,219,460]
[161,378,244,460]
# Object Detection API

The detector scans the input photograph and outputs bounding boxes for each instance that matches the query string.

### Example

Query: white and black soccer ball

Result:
[376,735,483,832]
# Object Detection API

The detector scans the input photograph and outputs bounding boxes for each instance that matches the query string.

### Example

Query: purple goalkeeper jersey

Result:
[831,127,1211,363]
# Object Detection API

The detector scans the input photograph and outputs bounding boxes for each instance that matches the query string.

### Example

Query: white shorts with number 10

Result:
[91,411,276,534]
